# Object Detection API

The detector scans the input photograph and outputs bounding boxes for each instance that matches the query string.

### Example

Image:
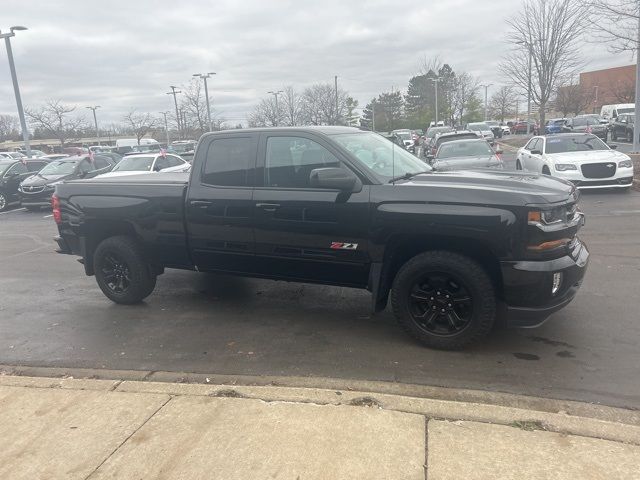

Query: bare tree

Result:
[0,114,19,141]
[604,73,636,103]
[123,111,158,145]
[247,96,282,127]
[489,86,518,122]
[181,78,208,136]
[26,100,87,146]
[300,83,348,125]
[499,0,587,126]
[419,55,443,76]
[450,73,480,125]
[554,83,593,116]
[588,0,639,54]
[280,85,303,126]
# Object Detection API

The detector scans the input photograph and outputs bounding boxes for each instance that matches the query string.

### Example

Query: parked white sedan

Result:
[516,134,634,189]
[96,153,190,178]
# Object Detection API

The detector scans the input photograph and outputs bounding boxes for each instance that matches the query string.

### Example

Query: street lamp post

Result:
[193,72,216,132]
[1,26,31,157]
[267,90,283,126]
[159,111,170,146]
[166,86,182,139]
[481,83,493,121]
[86,106,101,145]
[592,86,599,115]
[428,77,440,126]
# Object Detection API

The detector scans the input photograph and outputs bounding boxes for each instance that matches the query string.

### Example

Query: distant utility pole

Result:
[166,86,182,138]
[267,90,283,126]
[193,72,216,131]
[429,77,440,126]
[372,103,376,131]
[159,111,170,146]
[334,75,339,125]
[86,105,101,145]
[480,84,493,121]
[592,85,599,114]
[0,25,31,157]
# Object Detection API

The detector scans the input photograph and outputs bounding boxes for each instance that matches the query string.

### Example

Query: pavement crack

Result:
[424,417,429,480]
[83,395,172,479]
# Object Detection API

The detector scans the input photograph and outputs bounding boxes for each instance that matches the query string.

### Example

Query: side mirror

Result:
[610,144,618,150]
[530,149,542,155]
[309,167,358,191]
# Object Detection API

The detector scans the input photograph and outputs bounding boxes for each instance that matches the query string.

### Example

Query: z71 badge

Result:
[330,242,358,250]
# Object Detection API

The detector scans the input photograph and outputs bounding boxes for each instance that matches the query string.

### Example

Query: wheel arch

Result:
[80,220,139,276]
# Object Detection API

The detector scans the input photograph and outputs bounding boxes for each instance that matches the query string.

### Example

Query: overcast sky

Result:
[0,0,634,126]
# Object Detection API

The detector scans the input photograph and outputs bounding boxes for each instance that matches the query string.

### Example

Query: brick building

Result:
[579,64,636,113]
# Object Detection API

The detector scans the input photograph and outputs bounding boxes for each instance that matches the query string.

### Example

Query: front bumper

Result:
[500,238,589,328]
[19,188,54,207]
[553,166,633,189]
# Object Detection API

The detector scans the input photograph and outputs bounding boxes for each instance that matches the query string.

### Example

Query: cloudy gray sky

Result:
[0,0,633,126]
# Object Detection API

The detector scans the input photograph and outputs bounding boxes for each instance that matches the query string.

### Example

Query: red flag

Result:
[88,150,95,164]
[160,148,167,158]
[585,124,592,134]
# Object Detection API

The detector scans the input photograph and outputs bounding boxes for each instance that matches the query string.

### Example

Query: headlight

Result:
[528,206,567,225]
[618,160,633,168]
[554,164,577,171]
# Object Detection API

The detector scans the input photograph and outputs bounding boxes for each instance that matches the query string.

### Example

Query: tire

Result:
[390,251,496,350]
[93,236,156,304]
[0,192,7,212]
[516,159,523,171]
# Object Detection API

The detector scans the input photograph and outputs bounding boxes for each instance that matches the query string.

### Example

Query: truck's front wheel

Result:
[391,251,496,350]
[93,236,156,304]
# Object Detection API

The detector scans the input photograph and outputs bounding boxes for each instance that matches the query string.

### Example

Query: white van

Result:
[600,104,635,123]
[115,138,159,148]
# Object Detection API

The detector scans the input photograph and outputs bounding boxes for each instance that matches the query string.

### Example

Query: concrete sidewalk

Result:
[0,374,639,479]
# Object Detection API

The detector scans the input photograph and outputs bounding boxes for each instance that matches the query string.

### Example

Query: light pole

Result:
[634,11,640,153]
[193,72,216,131]
[428,77,440,126]
[592,86,599,114]
[481,83,493,121]
[1,26,31,157]
[267,90,283,126]
[86,106,101,145]
[166,86,182,139]
[159,111,170,146]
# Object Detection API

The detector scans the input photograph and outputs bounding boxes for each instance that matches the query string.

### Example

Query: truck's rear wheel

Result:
[93,236,156,304]
[391,251,496,350]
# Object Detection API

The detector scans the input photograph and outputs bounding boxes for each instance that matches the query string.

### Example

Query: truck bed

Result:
[55,172,193,270]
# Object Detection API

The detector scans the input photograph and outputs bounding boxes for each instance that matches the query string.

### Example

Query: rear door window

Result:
[202,137,255,187]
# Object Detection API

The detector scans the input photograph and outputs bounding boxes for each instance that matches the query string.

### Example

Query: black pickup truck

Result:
[53,126,588,349]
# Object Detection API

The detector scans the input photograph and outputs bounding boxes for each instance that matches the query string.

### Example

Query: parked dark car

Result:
[562,117,608,141]
[53,126,588,350]
[96,151,123,165]
[430,139,503,170]
[424,131,481,159]
[0,158,50,211]
[610,113,634,143]
[169,141,197,163]
[19,154,112,210]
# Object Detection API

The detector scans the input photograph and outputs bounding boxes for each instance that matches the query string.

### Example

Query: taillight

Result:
[51,194,61,224]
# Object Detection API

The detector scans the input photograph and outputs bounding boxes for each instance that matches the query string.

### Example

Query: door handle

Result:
[190,200,213,208]
[256,202,280,212]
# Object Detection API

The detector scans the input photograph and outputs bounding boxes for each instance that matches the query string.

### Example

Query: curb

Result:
[1,366,639,446]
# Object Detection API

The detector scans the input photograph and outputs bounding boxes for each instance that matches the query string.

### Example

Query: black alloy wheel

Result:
[408,272,473,336]
[0,192,7,212]
[100,253,132,294]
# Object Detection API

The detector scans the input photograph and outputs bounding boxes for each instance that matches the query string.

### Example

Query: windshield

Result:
[436,141,494,159]
[467,123,489,131]
[112,156,155,172]
[426,127,453,138]
[572,117,601,126]
[39,160,78,175]
[545,136,609,154]
[333,132,430,181]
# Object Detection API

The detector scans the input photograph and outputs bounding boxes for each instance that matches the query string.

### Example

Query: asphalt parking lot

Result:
[1,164,639,409]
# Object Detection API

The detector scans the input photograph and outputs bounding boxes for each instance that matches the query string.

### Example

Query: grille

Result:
[581,162,616,179]
[21,185,45,194]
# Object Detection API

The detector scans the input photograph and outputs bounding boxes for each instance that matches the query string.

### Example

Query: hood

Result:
[20,173,72,187]
[432,156,502,171]
[545,150,628,163]
[96,171,153,178]
[397,169,576,206]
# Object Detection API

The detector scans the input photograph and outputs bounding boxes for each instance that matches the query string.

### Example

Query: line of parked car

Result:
[0,140,194,211]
